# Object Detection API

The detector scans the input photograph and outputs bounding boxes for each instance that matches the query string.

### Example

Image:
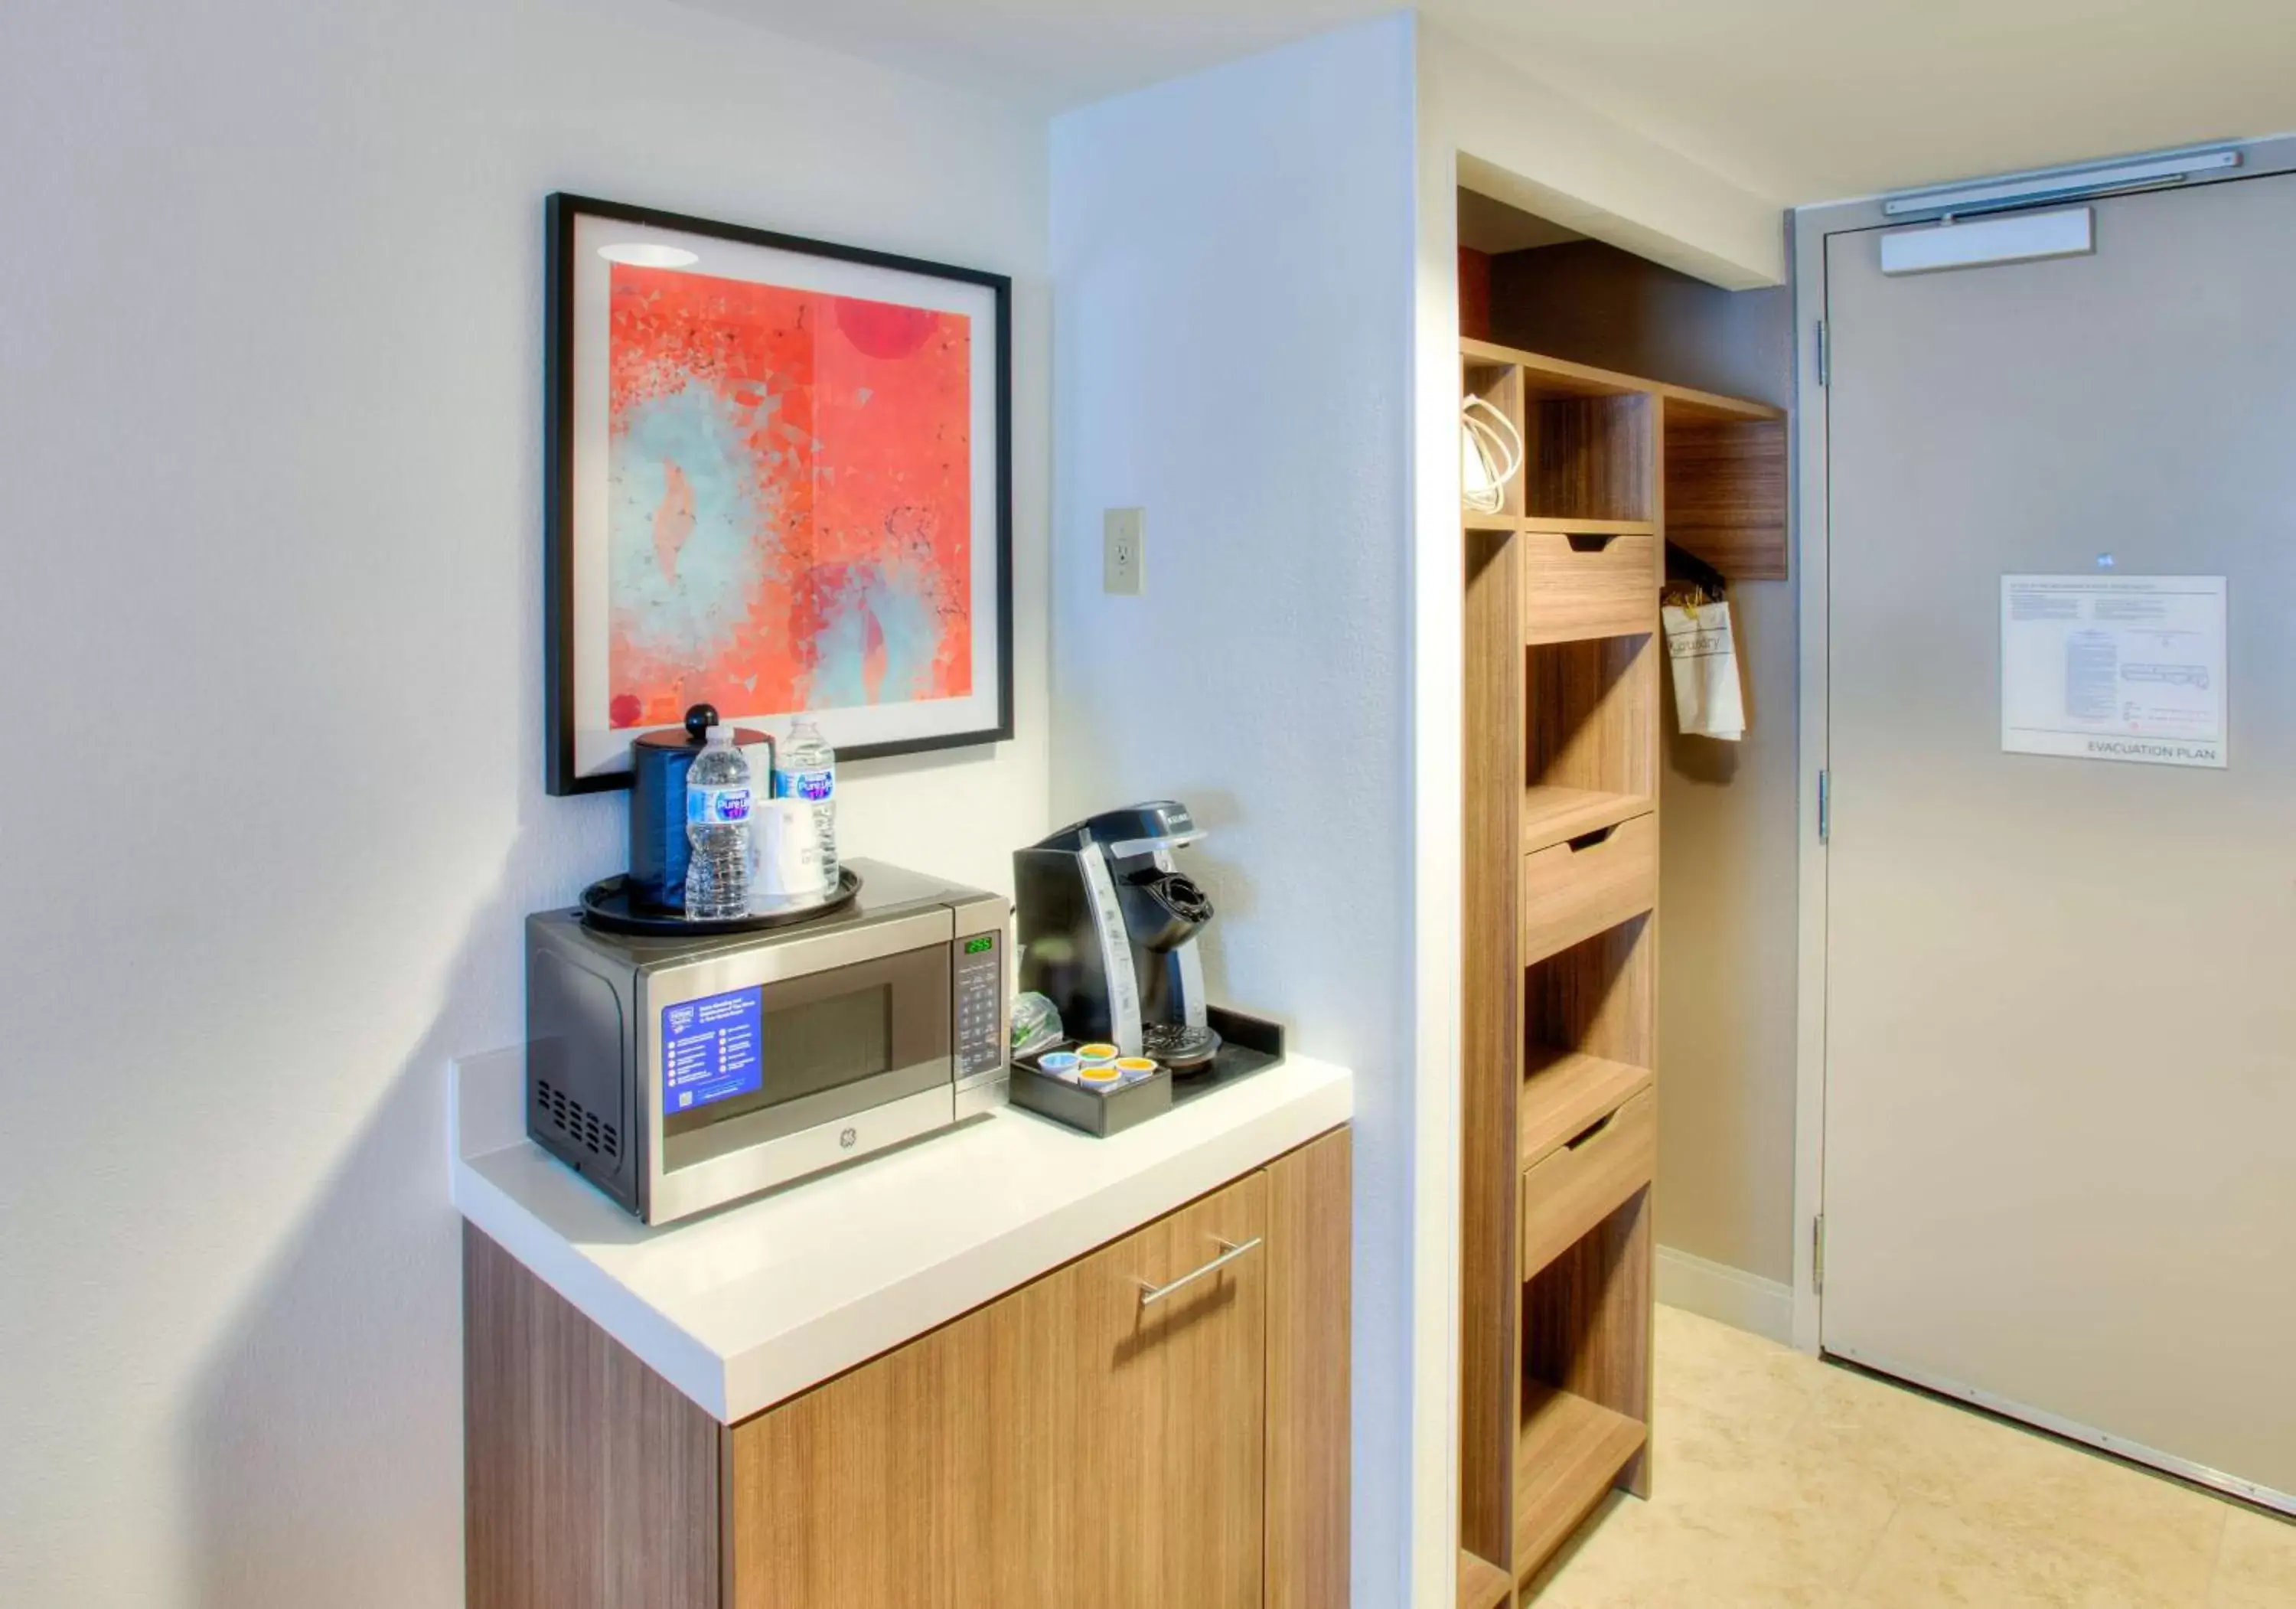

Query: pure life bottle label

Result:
[684,723,755,920]
[688,783,752,825]
[766,716,838,909]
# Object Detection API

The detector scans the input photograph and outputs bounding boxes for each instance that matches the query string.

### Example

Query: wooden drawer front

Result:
[1520,812,1655,962]
[1520,1088,1655,1279]
[1520,530,1657,645]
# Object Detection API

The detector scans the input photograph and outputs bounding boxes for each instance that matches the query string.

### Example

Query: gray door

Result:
[1822,171,2296,1505]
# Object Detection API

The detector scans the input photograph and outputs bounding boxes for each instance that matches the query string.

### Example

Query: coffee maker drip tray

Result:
[1163,1007,1286,1109]
[1143,1021,1220,1070]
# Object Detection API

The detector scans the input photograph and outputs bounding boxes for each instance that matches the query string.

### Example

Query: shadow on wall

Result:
[180,859,539,1609]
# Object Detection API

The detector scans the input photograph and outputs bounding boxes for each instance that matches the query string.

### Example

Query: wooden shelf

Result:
[1526,635,1657,827]
[1660,385,1782,426]
[1521,788,1649,854]
[1457,1547,1514,1609]
[1466,335,1783,423]
[1463,514,1655,537]
[1462,335,1786,579]
[1461,329,1671,1587]
[1665,413,1789,581]
[1463,337,1643,402]
[1514,1384,1647,1575]
[1464,358,1529,521]
[1521,1049,1654,1173]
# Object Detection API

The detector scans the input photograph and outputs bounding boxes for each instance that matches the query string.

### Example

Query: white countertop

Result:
[448,1047,1353,1423]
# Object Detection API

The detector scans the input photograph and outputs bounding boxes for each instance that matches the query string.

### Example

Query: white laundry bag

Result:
[1662,598,1746,741]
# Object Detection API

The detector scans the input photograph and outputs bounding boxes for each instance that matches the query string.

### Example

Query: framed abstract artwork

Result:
[544,193,1013,794]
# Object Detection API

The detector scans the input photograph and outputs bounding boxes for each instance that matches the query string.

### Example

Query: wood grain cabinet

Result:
[467,1127,1351,1609]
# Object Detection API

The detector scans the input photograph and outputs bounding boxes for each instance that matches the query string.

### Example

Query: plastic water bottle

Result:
[683,726,754,919]
[775,717,839,899]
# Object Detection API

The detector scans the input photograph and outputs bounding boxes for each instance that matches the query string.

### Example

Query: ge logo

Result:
[840,1128,858,1149]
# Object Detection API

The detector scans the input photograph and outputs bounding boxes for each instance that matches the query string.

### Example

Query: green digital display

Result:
[964,935,996,955]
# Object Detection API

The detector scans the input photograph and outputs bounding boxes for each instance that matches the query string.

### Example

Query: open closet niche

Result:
[1454,181,1792,1608]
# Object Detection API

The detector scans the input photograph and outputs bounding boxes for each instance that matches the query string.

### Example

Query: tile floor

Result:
[1525,1306,2296,1607]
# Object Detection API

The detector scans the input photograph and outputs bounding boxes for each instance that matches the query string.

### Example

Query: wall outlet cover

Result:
[1104,507,1144,595]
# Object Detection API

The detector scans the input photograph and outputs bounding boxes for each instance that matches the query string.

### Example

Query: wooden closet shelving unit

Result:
[1456,337,1784,1604]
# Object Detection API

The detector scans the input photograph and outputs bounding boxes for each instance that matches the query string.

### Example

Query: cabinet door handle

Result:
[1137,1235,1263,1307]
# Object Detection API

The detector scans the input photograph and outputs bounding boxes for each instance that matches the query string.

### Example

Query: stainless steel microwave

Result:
[524,859,1009,1223]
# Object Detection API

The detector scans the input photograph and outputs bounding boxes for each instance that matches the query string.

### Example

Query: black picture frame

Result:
[544,192,1014,795]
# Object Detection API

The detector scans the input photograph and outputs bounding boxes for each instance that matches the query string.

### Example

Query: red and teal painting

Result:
[602,265,975,731]
[546,197,1010,794]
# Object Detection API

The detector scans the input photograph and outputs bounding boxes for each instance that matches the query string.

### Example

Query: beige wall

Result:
[1488,241,1799,1285]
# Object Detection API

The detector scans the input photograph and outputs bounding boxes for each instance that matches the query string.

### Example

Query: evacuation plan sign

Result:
[2001,575,2227,769]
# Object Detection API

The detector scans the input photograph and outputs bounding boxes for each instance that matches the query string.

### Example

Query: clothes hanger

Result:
[1663,541,1730,609]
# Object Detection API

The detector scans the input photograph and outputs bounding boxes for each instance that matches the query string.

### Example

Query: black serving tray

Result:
[1169,1006,1287,1108]
[1009,1059,1174,1137]
[1009,1006,1287,1137]
[579,867,863,937]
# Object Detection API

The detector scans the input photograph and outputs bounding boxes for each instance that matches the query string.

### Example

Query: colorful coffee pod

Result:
[1036,1051,1083,1082]
[1114,1057,1159,1082]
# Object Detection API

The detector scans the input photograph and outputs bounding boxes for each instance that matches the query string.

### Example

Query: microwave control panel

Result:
[954,932,1004,1079]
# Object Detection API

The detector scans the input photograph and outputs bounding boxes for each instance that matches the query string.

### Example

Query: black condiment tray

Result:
[1009,1006,1287,1137]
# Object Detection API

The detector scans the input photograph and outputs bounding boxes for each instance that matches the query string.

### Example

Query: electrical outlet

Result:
[1104,508,1144,595]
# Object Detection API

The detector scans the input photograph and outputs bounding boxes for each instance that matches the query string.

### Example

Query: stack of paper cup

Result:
[751,797,827,915]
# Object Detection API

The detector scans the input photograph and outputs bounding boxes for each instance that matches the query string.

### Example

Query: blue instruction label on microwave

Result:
[662,986,763,1113]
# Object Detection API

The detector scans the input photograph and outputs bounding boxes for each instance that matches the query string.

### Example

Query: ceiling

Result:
[683,0,2296,204]
[1456,189,1582,255]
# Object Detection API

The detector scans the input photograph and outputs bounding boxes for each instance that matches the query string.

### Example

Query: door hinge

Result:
[1815,319,1828,387]
[1818,769,1831,843]
[1812,1214,1827,1295]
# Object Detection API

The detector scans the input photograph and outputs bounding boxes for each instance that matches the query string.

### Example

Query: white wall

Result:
[0,2,1048,1602]
[1423,21,1786,289]
[1049,18,1437,1604]
[1407,38,1473,1609]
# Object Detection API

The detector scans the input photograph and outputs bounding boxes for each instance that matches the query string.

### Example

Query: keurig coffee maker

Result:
[1014,801,1220,1065]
